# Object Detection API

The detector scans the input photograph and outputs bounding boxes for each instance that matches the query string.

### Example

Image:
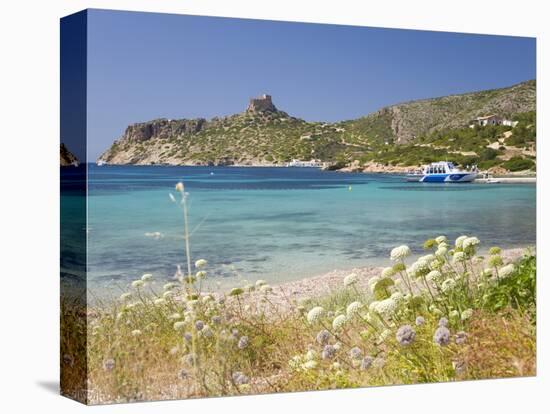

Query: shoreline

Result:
[90,162,536,179]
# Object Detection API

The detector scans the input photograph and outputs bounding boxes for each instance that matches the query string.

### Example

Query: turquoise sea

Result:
[62,165,536,299]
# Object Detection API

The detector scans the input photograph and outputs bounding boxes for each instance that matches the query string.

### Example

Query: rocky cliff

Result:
[60,143,79,167]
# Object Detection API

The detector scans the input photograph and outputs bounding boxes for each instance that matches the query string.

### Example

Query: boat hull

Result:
[420,173,477,183]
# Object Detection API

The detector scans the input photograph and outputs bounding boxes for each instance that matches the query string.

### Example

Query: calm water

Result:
[64,165,536,298]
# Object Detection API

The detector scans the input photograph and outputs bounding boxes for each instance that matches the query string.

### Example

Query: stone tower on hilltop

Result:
[247,94,277,113]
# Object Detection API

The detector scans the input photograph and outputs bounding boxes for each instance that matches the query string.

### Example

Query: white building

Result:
[470,114,518,128]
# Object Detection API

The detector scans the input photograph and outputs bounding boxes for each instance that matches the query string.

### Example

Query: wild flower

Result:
[183,353,197,367]
[174,321,186,331]
[419,254,436,263]
[441,278,456,293]
[260,284,273,294]
[141,273,153,282]
[201,325,213,338]
[169,313,182,320]
[455,235,468,249]
[409,259,430,277]
[307,306,325,324]
[164,282,177,291]
[232,372,249,385]
[195,259,208,269]
[438,317,449,327]
[349,347,363,360]
[196,271,207,279]
[229,288,244,296]
[255,279,267,287]
[343,272,359,287]
[433,326,451,346]
[461,308,473,320]
[489,246,502,255]
[103,358,115,372]
[131,280,145,289]
[195,320,205,331]
[455,331,468,345]
[303,360,318,370]
[449,310,459,320]
[244,284,255,292]
[333,341,342,351]
[316,329,331,345]
[183,332,193,344]
[391,245,411,261]
[391,291,404,303]
[175,182,184,192]
[435,235,447,244]
[396,325,416,346]
[238,336,249,350]
[131,329,142,336]
[119,292,132,301]
[381,267,395,278]
[211,315,222,325]
[360,356,374,370]
[435,246,448,258]
[426,270,442,282]
[332,315,347,330]
[453,251,466,263]
[415,316,425,326]
[154,298,166,305]
[392,262,406,273]
[500,264,515,278]
[321,344,337,360]
[489,255,504,267]
[463,237,480,251]
[368,276,381,292]
[178,369,188,379]
[346,301,362,318]
[306,350,317,361]
[375,298,397,316]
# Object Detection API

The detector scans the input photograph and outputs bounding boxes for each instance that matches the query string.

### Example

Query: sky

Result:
[84,9,536,161]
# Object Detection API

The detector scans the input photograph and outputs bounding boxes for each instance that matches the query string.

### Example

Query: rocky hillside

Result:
[343,79,536,144]
[98,81,536,169]
[60,143,79,167]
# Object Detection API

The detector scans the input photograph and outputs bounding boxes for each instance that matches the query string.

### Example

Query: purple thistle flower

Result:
[434,326,451,346]
[195,320,205,331]
[316,329,331,345]
[438,317,449,327]
[415,316,425,326]
[360,356,374,370]
[183,332,193,344]
[321,344,337,360]
[232,371,249,385]
[103,358,115,372]
[349,347,363,360]
[179,369,188,379]
[237,335,249,350]
[455,331,468,345]
[396,325,416,346]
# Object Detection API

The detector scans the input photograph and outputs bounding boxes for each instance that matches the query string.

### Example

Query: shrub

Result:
[503,157,535,172]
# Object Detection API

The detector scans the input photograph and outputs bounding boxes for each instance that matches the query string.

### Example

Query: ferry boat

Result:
[405,161,477,183]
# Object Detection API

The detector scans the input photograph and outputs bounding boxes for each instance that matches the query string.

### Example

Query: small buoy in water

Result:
[348,185,352,191]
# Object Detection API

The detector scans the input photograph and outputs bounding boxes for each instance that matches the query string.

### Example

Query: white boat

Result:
[405,161,477,183]
[97,160,105,166]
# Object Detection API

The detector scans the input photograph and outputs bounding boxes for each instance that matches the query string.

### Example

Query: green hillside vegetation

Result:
[99,81,536,172]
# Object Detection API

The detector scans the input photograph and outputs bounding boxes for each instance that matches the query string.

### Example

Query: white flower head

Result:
[426,270,442,282]
[441,278,456,293]
[131,329,142,336]
[381,267,395,278]
[368,276,381,293]
[119,292,132,302]
[173,321,186,331]
[375,298,397,316]
[455,235,468,249]
[463,237,480,250]
[131,280,144,289]
[307,306,325,324]
[435,246,448,258]
[453,251,466,263]
[435,235,447,244]
[255,279,267,287]
[346,301,362,318]
[499,264,515,278]
[175,182,184,192]
[332,315,347,330]
[343,273,359,287]
[154,298,166,305]
[195,259,208,269]
[461,308,474,320]
[391,245,411,261]
[141,273,153,282]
